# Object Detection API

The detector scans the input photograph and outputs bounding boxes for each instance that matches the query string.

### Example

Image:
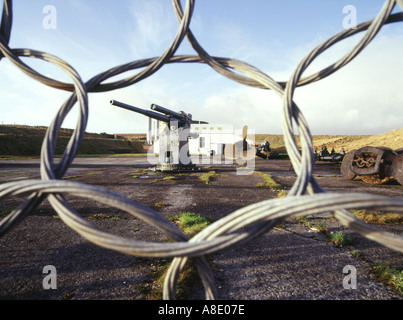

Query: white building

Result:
[188,123,235,156]
[147,119,243,156]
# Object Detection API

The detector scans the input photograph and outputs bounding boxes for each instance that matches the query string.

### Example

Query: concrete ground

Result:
[0,155,402,300]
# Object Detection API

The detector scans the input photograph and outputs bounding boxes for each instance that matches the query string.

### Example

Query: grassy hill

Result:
[1,125,401,157]
[256,129,403,154]
[255,134,370,153]
[0,125,145,157]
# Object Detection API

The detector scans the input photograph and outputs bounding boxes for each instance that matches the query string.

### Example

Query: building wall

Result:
[189,124,234,155]
[150,122,236,156]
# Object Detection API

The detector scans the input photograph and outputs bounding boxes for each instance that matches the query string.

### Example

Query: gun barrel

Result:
[110,100,170,123]
[151,103,185,120]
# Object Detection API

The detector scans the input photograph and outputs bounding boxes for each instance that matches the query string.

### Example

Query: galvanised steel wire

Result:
[0,0,402,300]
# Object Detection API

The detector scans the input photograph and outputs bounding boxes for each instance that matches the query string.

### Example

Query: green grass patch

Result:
[372,263,403,294]
[170,212,211,238]
[88,213,121,221]
[154,202,168,208]
[277,191,288,198]
[199,171,226,185]
[296,216,328,233]
[162,176,177,181]
[349,250,363,259]
[62,171,104,180]
[253,171,283,191]
[310,222,329,234]
[0,208,13,218]
[128,169,147,178]
[351,209,403,224]
[295,216,310,226]
[141,212,211,299]
[143,258,201,300]
[349,250,403,295]
[327,231,352,247]
[129,169,146,174]
[295,216,353,246]
[150,174,181,184]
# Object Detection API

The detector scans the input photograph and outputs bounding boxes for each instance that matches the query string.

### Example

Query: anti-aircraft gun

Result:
[110,99,208,171]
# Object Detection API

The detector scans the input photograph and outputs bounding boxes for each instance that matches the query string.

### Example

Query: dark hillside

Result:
[0,125,144,156]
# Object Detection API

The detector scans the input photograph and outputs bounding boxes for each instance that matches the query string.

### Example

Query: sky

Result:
[0,0,402,135]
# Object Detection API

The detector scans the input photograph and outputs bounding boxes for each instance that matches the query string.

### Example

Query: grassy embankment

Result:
[0,125,145,157]
[2,125,402,158]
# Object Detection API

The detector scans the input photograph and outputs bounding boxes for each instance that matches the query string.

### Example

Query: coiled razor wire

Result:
[1,0,403,299]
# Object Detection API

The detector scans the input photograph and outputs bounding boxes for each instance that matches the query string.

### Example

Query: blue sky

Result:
[0,0,402,135]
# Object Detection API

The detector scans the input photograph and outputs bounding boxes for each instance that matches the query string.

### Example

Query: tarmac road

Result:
[0,155,402,300]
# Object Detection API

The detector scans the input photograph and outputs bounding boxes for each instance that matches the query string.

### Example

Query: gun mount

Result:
[110,99,207,171]
[341,146,403,185]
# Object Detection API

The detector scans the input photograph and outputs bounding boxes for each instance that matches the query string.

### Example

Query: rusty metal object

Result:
[361,174,393,185]
[340,149,357,180]
[341,146,403,185]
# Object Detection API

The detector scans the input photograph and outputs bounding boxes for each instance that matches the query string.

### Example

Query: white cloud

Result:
[196,29,403,136]
[202,87,283,134]
[0,59,74,127]
[291,30,403,135]
[86,87,150,134]
[125,0,177,59]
